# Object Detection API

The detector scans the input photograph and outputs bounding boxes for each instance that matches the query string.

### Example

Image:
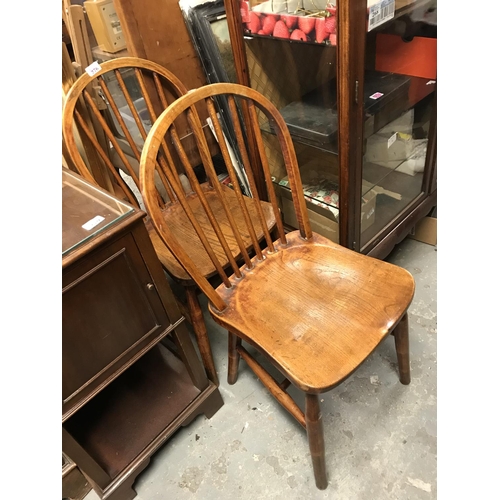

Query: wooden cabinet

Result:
[219,0,437,258]
[62,170,223,500]
[62,454,92,500]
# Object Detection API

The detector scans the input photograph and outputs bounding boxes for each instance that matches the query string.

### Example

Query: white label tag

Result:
[85,61,102,77]
[368,0,395,31]
[388,132,397,148]
[426,80,436,85]
[82,215,105,231]
[369,92,384,100]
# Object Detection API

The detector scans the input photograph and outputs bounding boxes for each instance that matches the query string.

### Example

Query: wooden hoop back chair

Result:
[62,58,277,386]
[139,83,415,490]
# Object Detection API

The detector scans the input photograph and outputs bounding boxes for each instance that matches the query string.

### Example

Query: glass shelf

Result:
[62,169,135,256]
[258,71,434,154]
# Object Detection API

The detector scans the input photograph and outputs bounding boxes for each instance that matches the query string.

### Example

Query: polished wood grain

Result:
[224,0,437,258]
[212,231,414,392]
[141,83,310,310]
[140,83,415,490]
[145,183,275,281]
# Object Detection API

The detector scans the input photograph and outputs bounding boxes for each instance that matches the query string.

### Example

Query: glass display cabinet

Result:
[222,0,437,257]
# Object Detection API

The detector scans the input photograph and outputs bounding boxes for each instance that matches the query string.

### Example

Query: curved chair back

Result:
[62,57,189,208]
[140,83,312,311]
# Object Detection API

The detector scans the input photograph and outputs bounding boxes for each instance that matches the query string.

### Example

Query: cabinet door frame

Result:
[337,0,368,251]
[62,222,179,421]
[344,0,438,255]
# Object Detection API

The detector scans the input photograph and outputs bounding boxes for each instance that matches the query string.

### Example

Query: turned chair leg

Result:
[305,394,328,490]
[227,332,241,385]
[185,285,219,386]
[394,313,411,385]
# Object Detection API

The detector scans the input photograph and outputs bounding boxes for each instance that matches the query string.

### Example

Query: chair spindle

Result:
[74,109,139,207]
[247,101,287,245]
[170,126,243,279]
[227,96,275,254]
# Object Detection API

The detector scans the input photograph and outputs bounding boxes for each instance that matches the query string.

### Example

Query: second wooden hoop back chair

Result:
[62,57,277,385]
[139,82,415,490]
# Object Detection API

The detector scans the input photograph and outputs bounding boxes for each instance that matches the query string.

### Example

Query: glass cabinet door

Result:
[240,0,343,242]
[359,0,437,249]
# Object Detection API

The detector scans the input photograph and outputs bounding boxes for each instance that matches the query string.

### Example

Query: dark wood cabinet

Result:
[62,170,223,500]
[63,454,92,500]
[221,0,437,258]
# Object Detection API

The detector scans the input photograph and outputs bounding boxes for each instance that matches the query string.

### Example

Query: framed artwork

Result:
[182,0,251,195]
[183,0,237,84]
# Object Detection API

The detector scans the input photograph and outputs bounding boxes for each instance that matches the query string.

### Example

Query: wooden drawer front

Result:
[62,233,171,417]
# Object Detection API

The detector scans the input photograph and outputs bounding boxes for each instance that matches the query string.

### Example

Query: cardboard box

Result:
[366,132,414,165]
[279,183,377,243]
[408,216,437,245]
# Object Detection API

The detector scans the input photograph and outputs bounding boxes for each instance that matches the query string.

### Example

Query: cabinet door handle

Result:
[146,283,155,290]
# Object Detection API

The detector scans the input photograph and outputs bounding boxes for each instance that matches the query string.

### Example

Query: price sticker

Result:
[82,215,105,231]
[85,61,102,77]
[368,0,395,31]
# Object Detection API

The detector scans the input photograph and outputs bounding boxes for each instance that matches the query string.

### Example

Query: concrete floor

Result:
[85,237,437,500]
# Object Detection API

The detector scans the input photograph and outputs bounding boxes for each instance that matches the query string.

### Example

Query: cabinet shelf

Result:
[393,0,436,24]
[360,166,424,247]
[259,73,434,154]
[64,343,203,479]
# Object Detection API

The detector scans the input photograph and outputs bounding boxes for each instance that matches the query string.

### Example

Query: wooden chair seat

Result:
[146,182,276,281]
[210,231,414,393]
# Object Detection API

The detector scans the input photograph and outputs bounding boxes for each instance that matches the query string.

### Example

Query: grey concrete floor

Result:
[85,237,437,500]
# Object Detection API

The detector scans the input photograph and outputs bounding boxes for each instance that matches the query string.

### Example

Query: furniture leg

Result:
[185,285,219,385]
[227,332,242,384]
[170,322,210,391]
[394,313,411,385]
[305,393,328,490]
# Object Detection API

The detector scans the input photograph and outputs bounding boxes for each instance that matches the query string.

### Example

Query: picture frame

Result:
[183,0,237,85]
[182,0,251,195]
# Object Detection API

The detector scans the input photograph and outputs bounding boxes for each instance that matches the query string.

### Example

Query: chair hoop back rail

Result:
[139,82,415,490]
[62,57,189,208]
